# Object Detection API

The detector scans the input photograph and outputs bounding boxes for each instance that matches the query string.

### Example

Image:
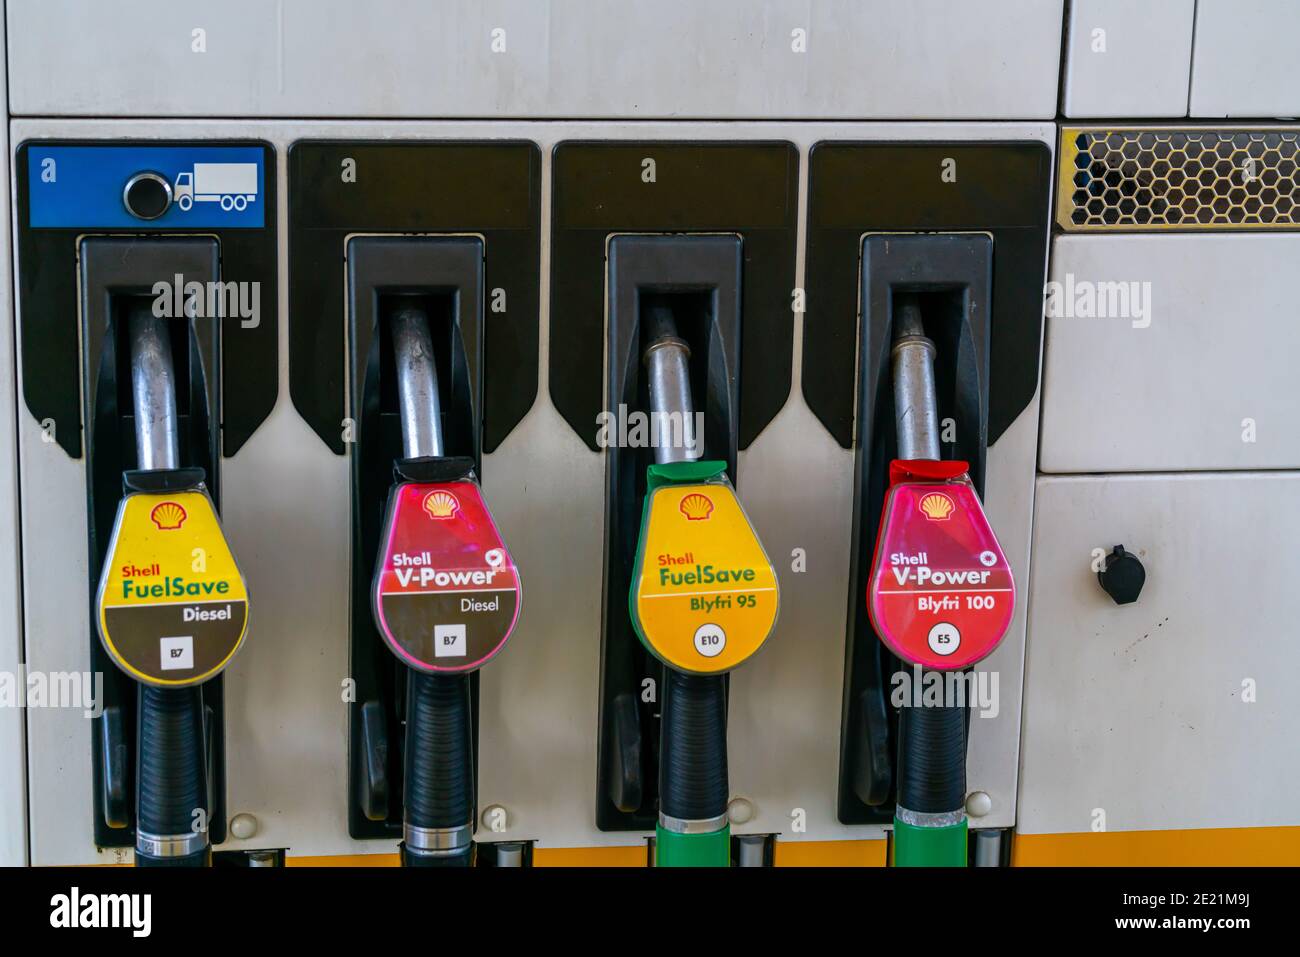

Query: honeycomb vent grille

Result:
[1059,128,1300,231]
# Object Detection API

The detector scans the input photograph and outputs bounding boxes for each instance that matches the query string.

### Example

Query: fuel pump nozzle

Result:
[627,301,777,866]
[888,294,969,866]
[388,305,477,867]
[641,306,731,865]
[125,306,211,867]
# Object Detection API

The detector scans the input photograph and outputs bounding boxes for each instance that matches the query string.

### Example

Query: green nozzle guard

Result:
[891,816,968,867]
[656,822,731,867]
[646,459,728,490]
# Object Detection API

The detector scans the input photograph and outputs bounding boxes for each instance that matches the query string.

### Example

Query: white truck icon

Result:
[173,163,258,212]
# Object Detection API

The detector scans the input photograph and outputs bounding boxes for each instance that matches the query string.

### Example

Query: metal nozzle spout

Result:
[641,304,699,466]
[391,304,444,459]
[128,304,180,472]
[891,295,941,462]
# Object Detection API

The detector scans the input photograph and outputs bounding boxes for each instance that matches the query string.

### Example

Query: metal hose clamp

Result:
[136,829,208,859]
[405,822,474,855]
[659,812,729,835]
[895,806,967,829]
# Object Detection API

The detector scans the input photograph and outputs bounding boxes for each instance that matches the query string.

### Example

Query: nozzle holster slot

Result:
[597,234,741,831]
[840,233,993,824]
[345,236,485,839]
[79,236,227,850]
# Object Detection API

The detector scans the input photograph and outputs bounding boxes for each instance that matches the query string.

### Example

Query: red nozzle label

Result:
[867,474,1013,670]
[373,480,521,673]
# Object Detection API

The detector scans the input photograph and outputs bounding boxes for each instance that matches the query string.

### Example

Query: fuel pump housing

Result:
[13,140,278,861]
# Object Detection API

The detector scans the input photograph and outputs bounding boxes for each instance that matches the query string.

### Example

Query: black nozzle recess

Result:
[135,685,210,867]
[659,668,728,823]
[402,670,475,867]
[643,301,685,346]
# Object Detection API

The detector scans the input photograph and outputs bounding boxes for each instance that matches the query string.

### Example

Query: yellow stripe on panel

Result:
[774,839,887,867]
[286,853,399,867]
[1013,828,1300,866]
[532,845,647,867]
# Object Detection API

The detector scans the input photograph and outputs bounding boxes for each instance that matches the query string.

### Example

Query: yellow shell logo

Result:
[149,501,188,530]
[422,490,460,520]
[918,492,956,522]
[679,493,714,521]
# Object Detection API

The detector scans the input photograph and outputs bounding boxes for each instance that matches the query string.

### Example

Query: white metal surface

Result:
[1062,0,1193,119]
[1019,473,1300,834]
[0,13,28,866]
[1190,0,1300,119]
[12,119,1051,863]
[6,0,1065,120]
[1041,234,1300,474]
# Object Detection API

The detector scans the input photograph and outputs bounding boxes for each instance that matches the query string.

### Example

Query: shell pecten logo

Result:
[422,489,461,520]
[679,492,714,521]
[918,491,956,522]
[149,501,188,530]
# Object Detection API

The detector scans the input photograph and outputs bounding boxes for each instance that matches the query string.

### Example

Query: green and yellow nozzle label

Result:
[630,462,778,674]
[96,489,249,687]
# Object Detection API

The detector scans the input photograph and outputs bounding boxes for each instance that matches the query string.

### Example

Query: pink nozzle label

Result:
[373,481,520,673]
[868,479,1013,670]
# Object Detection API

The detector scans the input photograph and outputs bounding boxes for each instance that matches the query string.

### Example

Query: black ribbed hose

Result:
[896,687,967,814]
[659,670,728,822]
[402,670,474,867]
[135,685,210,867]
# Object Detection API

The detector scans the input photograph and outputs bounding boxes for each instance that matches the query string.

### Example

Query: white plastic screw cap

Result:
[727,797,756,825]
[229,812,258,840]
[965,791,993,818]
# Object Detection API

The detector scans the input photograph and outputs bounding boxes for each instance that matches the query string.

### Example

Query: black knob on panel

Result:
[122,171,173,220]
[1098,545,1145,605]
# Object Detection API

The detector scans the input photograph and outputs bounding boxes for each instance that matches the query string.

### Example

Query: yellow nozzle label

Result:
[96,489,248,687]
[632,482,778,674]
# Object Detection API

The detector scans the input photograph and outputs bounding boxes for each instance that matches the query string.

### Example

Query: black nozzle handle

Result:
[402,670,475,866]
[135,685,210,866]
[896,696,967,816]
[658,670,729,826]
